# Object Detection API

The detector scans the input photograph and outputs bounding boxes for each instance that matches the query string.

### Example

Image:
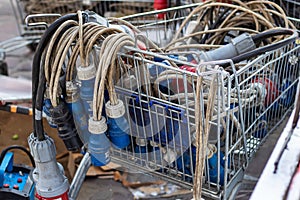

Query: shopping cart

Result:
[271,0,300,28]
[7,0,154,51]
[105,4,300,200]
[0,0,175,75]
[23,2,299,200]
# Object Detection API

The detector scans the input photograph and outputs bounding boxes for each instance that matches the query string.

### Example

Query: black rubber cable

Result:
[251,29,294,43]
[230,29,297,64]
[0,145,35,168]
[32,13,78,141]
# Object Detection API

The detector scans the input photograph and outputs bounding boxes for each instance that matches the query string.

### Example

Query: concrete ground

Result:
[0,1,291,199]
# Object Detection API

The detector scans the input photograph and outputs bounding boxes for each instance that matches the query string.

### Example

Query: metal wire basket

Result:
[13,2,299,199]
[9,0,154,47]
[271,0,300,28]
[104,4,300,200]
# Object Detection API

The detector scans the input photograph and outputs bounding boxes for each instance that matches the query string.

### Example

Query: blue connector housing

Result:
[88,117,111,166]
[50,100,83,151]
[80,78,95,117]
[191,146,226,185]
[107,116,130,149]
[66,100,90,145]
[134,143,147,154]
[279,79,297,107]
[43,99,57,128]
[89,133,111,166]
[208,153,225,185]
[176,150,192,177]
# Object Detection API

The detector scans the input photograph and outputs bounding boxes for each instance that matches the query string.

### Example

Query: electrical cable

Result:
[230,29,297,65]
[93,33,135,121]
[32,13,78,141]
[166,0,296,53]
[0,145,35,168]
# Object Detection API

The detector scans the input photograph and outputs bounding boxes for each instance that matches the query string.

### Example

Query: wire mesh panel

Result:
[107,40,300,200]
[25,2,300,200]
[109,49,244,199]
[9,0,157,49]
[234,40,300,156]
[109,3,300,199]
[271,0,300,28]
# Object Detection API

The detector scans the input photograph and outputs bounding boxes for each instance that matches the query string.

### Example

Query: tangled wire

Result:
[165,0,296,52]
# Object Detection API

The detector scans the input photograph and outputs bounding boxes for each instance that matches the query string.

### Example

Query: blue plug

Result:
[77,65,96,117]
[176,150,192,176]
[66,81,90,145]
[105,100,130,149]
[149,141,163,168]
[191,144,226,185]
[134,138,148,154]
[279,78,297,107]
[134,138,147,166]
[43,99,57,128]
[208,152,225,186]
[88,117,111,166]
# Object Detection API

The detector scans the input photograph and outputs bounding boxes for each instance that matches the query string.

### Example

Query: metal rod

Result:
[69,152,91,200]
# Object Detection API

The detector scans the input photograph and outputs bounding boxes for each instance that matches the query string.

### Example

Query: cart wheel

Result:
[0,61,8,76]
[228,182,242,200]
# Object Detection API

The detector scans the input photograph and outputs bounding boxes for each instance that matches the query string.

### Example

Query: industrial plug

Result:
[43,89,57,129]
[49,99,83,152]
[43,98,58,129]
[88,117,111,166]
[199,33,256,62]
[28,133,69,200]
[105,99,130,149]
[77,64,96,117]
[66,81,90,145]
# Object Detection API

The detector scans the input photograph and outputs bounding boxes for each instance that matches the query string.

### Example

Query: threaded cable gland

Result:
[136,138,147,146]
[88,117,107,134]
[149,140,159,147]
[66,81,79,103]
[163,148,177,163]
[206,144,215,159]
[29,134,57,163]
[77,64,96,80]
[105,99,125,118]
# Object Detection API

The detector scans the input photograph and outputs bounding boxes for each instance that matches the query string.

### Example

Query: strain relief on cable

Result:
[66,80,79,103]
[231,33,256,55]
[149,140,159,147]
[28,133,56,163]
[77,64,96,80]
[250,82,267,100]
[105,99,125,118]
[136,138,147,146]
[162,148,177,164]
[88,117,107,134]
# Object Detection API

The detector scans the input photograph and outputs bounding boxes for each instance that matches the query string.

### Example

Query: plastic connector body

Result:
[85,10,109,26]
[208,152,225,185]
[66,81,90,145]
[200,33,256,62]
[134,138,147,153]
[43,99,58,128]
[88,117,111,166]
[191,143,226,185]
[28,133,69,200]
[49,100,83,152]
[77,64,96,118]
[105,100,130,149]
[149,141,162,169]
[279,78,296,107]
